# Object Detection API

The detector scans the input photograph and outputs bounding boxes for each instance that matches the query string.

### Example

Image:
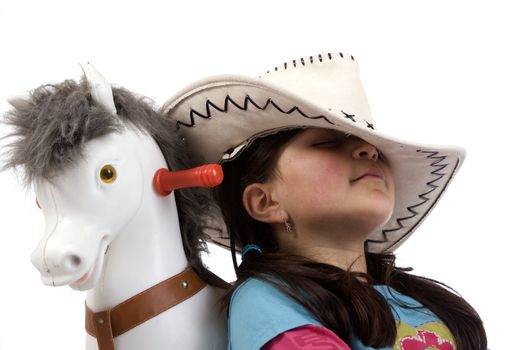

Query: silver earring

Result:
[284,220,292,233]
[280,212,293,233]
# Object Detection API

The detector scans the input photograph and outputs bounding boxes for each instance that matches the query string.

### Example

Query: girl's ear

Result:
[242,183,282,224]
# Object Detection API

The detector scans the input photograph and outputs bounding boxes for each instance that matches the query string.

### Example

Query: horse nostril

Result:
[64,254,82,269]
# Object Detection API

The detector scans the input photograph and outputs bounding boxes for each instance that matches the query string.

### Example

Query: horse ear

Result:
[7,93,32,110]
[79,62,117,115]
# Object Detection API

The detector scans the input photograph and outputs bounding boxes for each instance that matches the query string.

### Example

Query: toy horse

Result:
[2,64,227,349]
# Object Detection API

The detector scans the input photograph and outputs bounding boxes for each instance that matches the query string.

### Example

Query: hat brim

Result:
[163,75,465,253]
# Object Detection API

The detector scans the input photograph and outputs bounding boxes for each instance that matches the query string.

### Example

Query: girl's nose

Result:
[352,142,379,161]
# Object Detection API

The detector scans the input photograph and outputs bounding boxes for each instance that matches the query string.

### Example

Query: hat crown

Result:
[260,53,375,129]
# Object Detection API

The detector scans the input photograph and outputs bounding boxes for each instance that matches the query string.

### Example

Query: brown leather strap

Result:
[85,267,206,350]
[91,310,115,350]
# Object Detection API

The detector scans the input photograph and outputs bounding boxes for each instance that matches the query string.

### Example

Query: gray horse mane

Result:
[3,78,172,184]
[1,78,226,287]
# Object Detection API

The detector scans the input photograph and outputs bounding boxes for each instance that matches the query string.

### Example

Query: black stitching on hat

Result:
[366,121,374,129]
[265,98,334,125]
[176,94,335,129]
[341,110,356,122]
[261,53,355,76]
[365,150,457,252]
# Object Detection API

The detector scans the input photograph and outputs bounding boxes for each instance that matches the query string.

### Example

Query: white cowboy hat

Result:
[162,53,465,253]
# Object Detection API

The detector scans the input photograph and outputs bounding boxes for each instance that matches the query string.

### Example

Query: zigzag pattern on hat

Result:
[367,150,460,251]
[175,94,336,130]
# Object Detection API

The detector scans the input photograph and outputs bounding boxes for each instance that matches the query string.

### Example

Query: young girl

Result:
[163,53,487,349]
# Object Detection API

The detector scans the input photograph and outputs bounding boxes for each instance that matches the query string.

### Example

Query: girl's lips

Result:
[352,167,385,182]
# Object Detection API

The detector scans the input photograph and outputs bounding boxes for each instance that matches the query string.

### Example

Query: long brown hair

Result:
[215,129,487,349]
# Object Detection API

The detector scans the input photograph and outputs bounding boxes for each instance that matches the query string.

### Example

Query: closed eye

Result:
[312,138,344,147]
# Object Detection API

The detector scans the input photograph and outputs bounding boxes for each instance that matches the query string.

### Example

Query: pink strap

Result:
[262,324,351,350]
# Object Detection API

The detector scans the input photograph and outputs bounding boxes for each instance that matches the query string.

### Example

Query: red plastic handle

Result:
[153,164,224,196]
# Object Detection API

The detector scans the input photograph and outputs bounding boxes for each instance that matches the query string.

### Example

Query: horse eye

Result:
[36,198,41,209]
[100,165,117,184]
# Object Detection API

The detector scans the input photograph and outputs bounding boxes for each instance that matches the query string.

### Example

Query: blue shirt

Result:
[228,278,456,350]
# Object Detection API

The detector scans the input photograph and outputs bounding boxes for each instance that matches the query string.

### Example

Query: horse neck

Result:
[86,131,189,310]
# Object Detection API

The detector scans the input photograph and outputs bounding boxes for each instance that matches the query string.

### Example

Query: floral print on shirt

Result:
[394,322,456,350]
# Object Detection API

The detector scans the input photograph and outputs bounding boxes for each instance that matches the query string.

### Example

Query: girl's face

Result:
[269,128,395,243]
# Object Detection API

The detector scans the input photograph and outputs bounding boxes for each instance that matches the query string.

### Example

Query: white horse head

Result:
[31,128,159,291]
[3,64,227,349]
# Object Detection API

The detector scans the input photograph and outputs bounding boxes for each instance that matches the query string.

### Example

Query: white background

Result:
[0,1,523,349]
